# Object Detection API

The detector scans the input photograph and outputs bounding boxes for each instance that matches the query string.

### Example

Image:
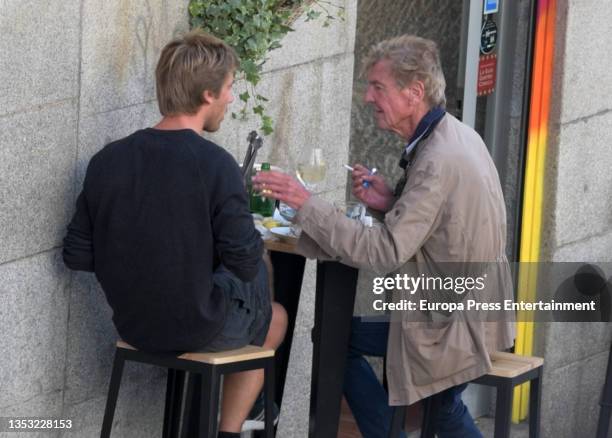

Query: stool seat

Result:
[489,351,544,378]
[116,340,274,364]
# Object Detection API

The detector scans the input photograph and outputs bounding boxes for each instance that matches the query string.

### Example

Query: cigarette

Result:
[343,164,354,172]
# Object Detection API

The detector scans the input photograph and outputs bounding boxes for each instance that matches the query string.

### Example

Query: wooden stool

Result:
[100,341,275,438]
[389,352,544,438]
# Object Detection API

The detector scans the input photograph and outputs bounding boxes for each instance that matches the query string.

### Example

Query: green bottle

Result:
[250,162,275,217]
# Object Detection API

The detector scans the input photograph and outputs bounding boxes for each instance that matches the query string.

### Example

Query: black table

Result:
[265,240,359,438]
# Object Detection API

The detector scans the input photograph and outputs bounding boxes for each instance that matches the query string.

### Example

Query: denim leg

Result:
[429,384,483,438]
[343,316,406,438]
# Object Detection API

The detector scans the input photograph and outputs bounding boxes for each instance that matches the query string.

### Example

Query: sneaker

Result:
[241,394,280,431]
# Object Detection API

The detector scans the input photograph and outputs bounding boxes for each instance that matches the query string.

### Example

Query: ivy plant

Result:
[189,0,344,134]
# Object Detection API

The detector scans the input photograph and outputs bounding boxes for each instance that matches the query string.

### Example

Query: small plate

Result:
[270,227,300,244]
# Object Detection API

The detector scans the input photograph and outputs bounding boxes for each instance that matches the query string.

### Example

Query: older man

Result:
[253,35,515,437]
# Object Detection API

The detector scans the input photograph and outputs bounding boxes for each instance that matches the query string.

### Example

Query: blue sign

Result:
[484,0,499,15]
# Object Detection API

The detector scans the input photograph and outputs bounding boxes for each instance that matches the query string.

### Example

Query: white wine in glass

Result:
[296,148,327,191]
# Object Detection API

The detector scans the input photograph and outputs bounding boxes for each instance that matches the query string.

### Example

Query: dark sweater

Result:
[63,128,263,352]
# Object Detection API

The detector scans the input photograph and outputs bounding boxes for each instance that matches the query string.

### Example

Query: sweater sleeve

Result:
[63,179,95,272]
[210,154,263,282]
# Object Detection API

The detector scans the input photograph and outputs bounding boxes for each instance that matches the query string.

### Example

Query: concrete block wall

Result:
[1,1,188,436]
[0,1,356,437]
[537,1,612,436]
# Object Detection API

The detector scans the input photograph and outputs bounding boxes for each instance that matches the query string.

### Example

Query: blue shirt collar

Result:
[399,106,446,169]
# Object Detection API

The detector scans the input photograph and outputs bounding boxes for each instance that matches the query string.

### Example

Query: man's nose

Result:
[364,87,374,103]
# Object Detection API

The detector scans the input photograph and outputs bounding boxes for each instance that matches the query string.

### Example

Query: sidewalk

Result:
[240,398,531,437]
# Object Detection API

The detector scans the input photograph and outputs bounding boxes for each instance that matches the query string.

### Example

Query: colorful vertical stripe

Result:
[513,0,557,423]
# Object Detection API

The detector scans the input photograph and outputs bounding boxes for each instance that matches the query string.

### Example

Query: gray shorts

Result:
[204,260,272,352]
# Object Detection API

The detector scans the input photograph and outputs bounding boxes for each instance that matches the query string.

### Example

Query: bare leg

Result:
[218,302,288,432]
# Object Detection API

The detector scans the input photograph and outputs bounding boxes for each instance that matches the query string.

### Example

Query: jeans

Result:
[343,316,482,438]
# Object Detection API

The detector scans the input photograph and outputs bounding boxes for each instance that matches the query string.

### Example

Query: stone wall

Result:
[0,1,356,437]
[537,1,612,436]
[1,1,187,437]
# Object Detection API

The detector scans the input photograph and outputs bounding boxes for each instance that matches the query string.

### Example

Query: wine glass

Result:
[296,148,327,193]
[276,148,326,223]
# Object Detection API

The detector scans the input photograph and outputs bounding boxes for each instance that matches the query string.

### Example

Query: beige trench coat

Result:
[294,113,516,405]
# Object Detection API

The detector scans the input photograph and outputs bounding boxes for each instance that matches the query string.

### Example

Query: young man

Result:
[63,30,287,437]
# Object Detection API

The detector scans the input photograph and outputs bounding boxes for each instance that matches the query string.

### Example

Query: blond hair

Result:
[155,29,238,115]
[363,35,446,108]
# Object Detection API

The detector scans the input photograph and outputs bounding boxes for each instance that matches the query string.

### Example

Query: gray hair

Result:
[362,35,446,108]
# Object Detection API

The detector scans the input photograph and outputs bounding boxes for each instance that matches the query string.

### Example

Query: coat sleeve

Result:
[296,232,334,261]
[294,158,447,274]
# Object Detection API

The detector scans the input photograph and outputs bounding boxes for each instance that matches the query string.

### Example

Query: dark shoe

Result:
[241,394,279,431]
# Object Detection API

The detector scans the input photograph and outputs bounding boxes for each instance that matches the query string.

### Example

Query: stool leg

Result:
[529,370,542,438]
[100,350,126,438]
[264,359,275,438]
[494,383,514,438]
[200,366,220,438]
[163,369,185,438]
[388,406,406,438]
[180,372,196,438]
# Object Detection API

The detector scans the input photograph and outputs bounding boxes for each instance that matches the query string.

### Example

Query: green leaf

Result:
[239,91,250,102]
[261,115,274,135]
[306,10,322,21]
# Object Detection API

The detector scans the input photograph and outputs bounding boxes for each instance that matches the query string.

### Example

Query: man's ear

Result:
[401,80,425,103]
[201,89,215,105]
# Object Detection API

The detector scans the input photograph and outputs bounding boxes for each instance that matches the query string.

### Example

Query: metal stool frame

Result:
[389,365,543,438]
[100,345,275,438]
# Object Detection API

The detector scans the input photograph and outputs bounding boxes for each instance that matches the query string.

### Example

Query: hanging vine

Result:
[189,0,345,134]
